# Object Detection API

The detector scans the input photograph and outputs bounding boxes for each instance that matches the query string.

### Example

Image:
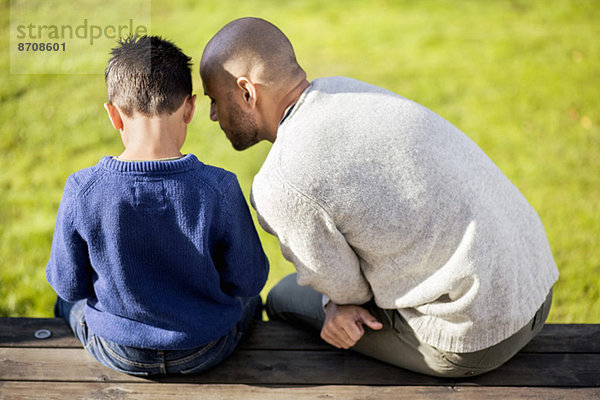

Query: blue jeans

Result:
[54,296,262,376]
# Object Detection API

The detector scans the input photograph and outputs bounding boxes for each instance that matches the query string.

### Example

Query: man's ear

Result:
[104,103,124,131]
[236,77,257,108]
[183,94,197,124]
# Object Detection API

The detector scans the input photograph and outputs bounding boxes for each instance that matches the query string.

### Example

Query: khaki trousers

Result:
[266,273,552,377]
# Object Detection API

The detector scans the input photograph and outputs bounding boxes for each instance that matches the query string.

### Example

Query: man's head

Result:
[200,17,307,150]
[105,35,193,117]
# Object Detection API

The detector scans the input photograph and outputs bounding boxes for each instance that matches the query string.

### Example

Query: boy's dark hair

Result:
[105,35,192,117]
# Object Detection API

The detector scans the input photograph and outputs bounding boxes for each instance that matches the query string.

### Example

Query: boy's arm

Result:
[215,177,269,297]
[46,177,93,302]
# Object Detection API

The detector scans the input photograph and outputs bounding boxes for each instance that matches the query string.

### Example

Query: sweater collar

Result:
[100,153,199,173]
[278,83,313,128]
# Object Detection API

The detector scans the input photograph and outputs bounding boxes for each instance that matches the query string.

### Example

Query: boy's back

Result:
[48,155,267,349]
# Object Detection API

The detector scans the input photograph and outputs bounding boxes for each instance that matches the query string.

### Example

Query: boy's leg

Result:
[54,297,89,345]
[237,295,263,333]
[55,295,263,376]
[54,297,159,375]
[165,295,263,375]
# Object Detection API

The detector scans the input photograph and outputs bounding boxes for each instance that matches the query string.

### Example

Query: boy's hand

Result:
[320,302,383,349]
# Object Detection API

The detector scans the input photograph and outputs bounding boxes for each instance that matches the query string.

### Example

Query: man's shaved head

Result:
[201,17,303,86]
[200,18,310,150]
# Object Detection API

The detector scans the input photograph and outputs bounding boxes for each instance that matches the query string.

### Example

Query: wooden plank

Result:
[0,382,598,400]
[521,324,600,353]
[1,347,598,387]
[2,318,599,353]
[0,318,78,348]
[161,351,600,387]
[240,321,327,350]
[245,322,600,353]
[0,318,328,350]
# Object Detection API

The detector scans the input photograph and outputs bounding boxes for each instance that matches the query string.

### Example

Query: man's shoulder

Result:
[293,76,417,128]
[309,76,399,97]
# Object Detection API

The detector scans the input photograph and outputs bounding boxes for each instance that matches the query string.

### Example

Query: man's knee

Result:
[265,273,298,319]
[265,273,325,332]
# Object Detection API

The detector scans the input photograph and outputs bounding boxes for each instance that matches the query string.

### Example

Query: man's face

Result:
[202,76,260,151]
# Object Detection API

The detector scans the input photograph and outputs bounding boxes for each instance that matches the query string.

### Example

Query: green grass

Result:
[1,0,598,322]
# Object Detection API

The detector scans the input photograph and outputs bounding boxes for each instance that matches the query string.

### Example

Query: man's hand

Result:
[320,302,383,349]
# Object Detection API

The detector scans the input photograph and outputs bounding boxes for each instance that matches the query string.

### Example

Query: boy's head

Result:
[105,35,192,117]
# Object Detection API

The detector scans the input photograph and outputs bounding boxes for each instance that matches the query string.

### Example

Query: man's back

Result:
[252,76,558,352]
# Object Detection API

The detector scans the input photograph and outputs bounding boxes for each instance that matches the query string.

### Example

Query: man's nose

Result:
[209,103,218,121]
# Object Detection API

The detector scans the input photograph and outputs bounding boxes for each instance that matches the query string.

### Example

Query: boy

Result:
[46,35,269,376]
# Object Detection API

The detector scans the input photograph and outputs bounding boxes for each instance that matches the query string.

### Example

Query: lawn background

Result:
[1,0,598,322]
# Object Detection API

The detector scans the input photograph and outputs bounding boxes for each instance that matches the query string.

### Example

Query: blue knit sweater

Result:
[47,154,269,350]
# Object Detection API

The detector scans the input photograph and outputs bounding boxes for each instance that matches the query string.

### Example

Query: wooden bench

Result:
[1,318,598,399]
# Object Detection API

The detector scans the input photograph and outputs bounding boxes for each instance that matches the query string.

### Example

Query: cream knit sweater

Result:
[251,77,558,352]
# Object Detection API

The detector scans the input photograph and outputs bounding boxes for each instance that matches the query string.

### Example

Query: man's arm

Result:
[46,177,93,302]
[252,174,373,306]
[253,175,384,347]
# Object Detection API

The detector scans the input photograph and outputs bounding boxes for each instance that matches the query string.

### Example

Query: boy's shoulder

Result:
[192,157,239,195]
[64,161,104,193]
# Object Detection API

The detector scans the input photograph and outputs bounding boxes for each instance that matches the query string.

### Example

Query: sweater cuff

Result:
[322,294,331,310]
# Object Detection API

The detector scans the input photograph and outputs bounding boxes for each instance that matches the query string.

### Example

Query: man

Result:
[200,17,558,377]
